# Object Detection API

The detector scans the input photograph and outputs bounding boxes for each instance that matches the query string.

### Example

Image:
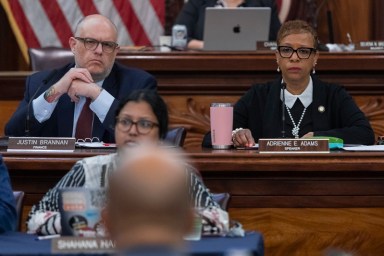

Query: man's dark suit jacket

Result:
[5,62,157,143]
[175,0,281,42]
[202,75,375,147]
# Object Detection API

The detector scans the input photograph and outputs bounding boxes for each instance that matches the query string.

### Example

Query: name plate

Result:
[258,138,329,153]
[256,41,277,51]
[51,237,115,254]
[355,41,384,51]
[7,137,75,152]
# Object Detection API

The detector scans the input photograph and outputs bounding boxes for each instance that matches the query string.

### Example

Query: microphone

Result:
[281,82,286,138]
[25,69,57,136]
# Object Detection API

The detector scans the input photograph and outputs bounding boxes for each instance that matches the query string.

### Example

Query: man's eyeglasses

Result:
[116,118,159,134]
[75,37,118,53]
[277,46,317,59]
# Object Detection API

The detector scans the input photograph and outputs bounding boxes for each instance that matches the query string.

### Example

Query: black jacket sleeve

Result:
[313,85,375,145]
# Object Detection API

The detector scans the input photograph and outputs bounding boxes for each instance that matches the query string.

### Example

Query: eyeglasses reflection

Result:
[75,37,118,53]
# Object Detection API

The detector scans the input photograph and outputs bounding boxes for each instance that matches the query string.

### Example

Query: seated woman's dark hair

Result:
[115,90,168,139]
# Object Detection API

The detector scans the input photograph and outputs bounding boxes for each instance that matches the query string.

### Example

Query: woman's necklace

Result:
[286,105,307,138]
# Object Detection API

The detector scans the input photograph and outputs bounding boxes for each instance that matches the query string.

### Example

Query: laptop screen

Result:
[203,7,271,51]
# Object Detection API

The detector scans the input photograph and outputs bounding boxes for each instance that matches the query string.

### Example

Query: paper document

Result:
[236,144,259,150]
[342,145,384,151]
[75,142,116,148]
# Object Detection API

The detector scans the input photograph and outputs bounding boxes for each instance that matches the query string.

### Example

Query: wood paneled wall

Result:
[373,0,384,40]
[315,0,374,44]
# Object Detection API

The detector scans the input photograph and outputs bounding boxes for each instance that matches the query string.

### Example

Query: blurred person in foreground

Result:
[103,144,194,255]
[5,14,156,143]
[27,90,221,235]
[174,0,281,50]
[0,156,17,233]
[203,20,374,147]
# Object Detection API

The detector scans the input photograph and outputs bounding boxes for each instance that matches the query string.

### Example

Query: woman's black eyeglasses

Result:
[75,37,118,53]
[116,118,159,135]
[277,46,317,59]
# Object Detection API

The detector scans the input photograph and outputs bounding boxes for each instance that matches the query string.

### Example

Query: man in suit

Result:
[5,14,157,143]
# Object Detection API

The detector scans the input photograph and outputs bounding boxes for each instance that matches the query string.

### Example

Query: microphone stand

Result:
[25,69,57,136]
[281,83,286,138]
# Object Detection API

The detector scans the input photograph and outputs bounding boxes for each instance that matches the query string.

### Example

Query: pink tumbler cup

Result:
[210,103,233,149]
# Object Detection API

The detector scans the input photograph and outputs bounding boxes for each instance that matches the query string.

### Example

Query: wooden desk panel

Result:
[229,207,384,256]
[4,149,384,255]
[4,148,384,208]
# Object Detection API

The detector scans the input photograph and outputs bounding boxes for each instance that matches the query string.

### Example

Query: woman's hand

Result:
[232,128,255,148]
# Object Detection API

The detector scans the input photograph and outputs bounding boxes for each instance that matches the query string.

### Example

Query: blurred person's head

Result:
[114,90,168,148]
[275,20,319,88]
[69,14,120,82]
[102,144,193,251]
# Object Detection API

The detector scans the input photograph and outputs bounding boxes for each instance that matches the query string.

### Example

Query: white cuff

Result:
[33,93,59,123]
[90,89,114,123]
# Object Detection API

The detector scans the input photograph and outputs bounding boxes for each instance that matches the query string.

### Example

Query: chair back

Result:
[164,127,187,147]
[13,191,25,231]
[28,47,74,71]
[211,192,231,210]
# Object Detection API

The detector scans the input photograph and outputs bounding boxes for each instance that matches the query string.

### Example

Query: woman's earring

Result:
[312,62,317,74]
[277,66,280,72]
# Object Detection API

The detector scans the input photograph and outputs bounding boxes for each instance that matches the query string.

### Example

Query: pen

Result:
[36,234,61,240]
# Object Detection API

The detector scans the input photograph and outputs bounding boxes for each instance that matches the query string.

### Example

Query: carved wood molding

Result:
[166,95,384,149]
[167,97,211,149]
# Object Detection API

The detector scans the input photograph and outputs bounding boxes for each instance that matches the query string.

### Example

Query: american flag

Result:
[0,0,165,60]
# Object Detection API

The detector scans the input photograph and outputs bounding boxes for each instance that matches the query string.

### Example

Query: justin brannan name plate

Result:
[258,138,329,153]
[7,137,75,152]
